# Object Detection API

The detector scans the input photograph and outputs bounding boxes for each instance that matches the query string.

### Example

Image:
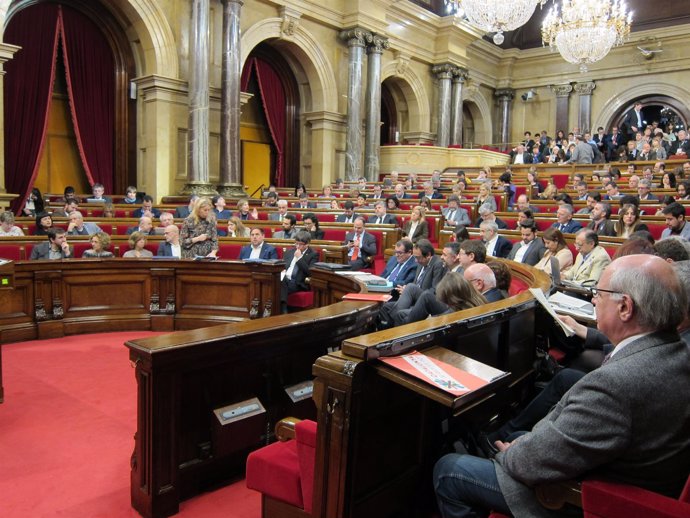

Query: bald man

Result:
[463,263,503,303]
[435,255,690,518]
[156,225,181,258]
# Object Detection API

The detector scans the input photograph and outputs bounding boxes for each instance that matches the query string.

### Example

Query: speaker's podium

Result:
[309,286,546,518]
[0,258,15,403]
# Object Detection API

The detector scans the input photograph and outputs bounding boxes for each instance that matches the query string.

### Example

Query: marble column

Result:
[432,64,454,148]
[551,84,573,137]
[495,88,515,151]
[340,28,370,181]
[0,43,20,210]
[450,68,468,146]
[364,34,389,182]
[218,0,246,197]
[575,81,596,134]
[184,0,216,196]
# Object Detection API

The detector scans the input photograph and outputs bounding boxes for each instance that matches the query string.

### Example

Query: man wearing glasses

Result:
[379,240,417,296]
[280,231,317,313]
[435,254,690,517]
[561,229,611,285]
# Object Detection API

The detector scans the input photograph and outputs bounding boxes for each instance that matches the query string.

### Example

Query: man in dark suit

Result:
[280,230,318,312]
[343,217,377,270]
[464,263,504,302]
[620,101,644,141]
[507,220,545,266]
[551,204,582,234]
[293,192,316,210]
[479,221,512,259]
[509,144,533,165]
[394,184,410,200]
[156,225,182,258]
[126,216,155,235]
[368,201,398,226]
[335,201,358,223]
[435,255,690,518]
[174,195,197,219]
[239,227,278,260]
[587,202,617,237]
[637,179,659,201]
[30,228,73,260]
[379,239,417,291]
[604,126,622,161]
[132,195,161,219]
[418,181,443,200]
[669,129,690,156]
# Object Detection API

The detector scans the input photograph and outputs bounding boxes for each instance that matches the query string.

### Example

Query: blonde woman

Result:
[123,231,153,258]
[82,232,114,258]
[402,206,429,243]
[475,182,497,212]
[180,197,218,258]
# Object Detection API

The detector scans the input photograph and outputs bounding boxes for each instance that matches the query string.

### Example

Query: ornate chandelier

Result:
[542,0,633,73]
[445,0,546,45]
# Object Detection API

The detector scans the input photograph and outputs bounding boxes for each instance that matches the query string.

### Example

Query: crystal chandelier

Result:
[542,0,633,73]
[445,0,546,45]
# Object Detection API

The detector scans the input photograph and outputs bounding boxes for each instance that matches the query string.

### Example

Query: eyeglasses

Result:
[589,287,624,299]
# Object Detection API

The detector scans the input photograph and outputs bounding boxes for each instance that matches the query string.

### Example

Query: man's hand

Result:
[250,208,259,219]
[194,233,208,243]
[495,440,511,452]
[61,241,71,257]
[557,315,588,339]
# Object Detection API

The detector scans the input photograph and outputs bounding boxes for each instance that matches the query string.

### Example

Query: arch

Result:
[1,0,178,76]
[594,82,690,133]
[242,19,337,113]
[463,87,492,146]
[381,62,431,134]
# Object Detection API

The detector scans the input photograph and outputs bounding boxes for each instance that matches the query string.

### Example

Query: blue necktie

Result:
[388,263,402,282]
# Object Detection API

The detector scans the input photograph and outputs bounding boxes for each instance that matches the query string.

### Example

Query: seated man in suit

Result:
[273,214,298,240]
[418,181,443,200]
[464,262,504,302]
[335,201,358,223]
[475,204,507,229]
[480,221,512,259]
[293,192,316,210]
[379,239,417,296]
[89,183,111,203]
[175,195,198,219]
[126,216,154,235]
[344,217,377,270]
[156,224,182,258]
[132,195,161,219]
[661,202,690,240]
[507,220,545,266]
[239,227,278,260]
[587,202,617,236]
[30,228,73,260]
[669,128,689,156]
[66,211,102,236]
[394,183,410,200]
[511,194,540,214]
[268,199,289,222]
[551,204,583,234]
[637,178,659,202]
[562,229,611,285]
[368,200,398,226]
[509,143,532,165]
[442,195,471,228]
[52,198,79,218]
[435,254,690,518]
[280,230,318,312]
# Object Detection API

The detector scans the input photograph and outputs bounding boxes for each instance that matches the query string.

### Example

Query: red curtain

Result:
[4,3,60,214]
[241,57,287,186]
[60,5,115,194]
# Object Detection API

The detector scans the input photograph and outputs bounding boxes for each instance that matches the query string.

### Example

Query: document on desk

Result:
[548,291,595,318]
[529,288,576,337]
[379,351,490,396]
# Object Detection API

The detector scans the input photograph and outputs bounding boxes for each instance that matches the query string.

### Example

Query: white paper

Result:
[529,288,575,337]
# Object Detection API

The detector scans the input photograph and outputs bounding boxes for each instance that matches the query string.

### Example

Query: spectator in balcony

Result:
[82,232,114,258]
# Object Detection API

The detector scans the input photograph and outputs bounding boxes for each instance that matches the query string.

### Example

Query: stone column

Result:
[364,34,389,182]
[432,64,454,148]
[574,81,596,134]
[551,84,573,137]
[495,88,515,151]
[339,28,370,181]
[184,0,216,195]
[450,68,468,146]
[0,43,20,210]
[217,0,246,197]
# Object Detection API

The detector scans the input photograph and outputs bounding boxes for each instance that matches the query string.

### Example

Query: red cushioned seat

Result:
[246,439,303,509]
[287,291,313,309]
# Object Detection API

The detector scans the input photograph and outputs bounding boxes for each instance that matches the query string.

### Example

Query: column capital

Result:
[339,27,371,48]
[574,81,596,96]
[432,63,455,80]
[366,34,389,54]
[551,84,573,98]
[452,67,469,83]
[495,88,515,101]
[221,0,243,5]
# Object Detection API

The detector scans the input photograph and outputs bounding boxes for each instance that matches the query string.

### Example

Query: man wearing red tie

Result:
[344,217,377,270]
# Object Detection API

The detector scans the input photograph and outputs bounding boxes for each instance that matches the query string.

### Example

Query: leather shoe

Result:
[476,432,499,459]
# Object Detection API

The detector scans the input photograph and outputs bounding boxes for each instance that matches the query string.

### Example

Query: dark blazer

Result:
[494,332,690,517]
[368,214,398,226]
[380,255,416,287]
[213,209,231,219]
[587,219,617,237]
[621,107,644,139]
[30,242,73,260]
[412,255,446,292]
[402,220,429,243]
[174,206,191,219]
[670,138,690,155]
[551,220,583,234]
[126,226,155,235]
[282,246,317,292]
[239,242,279,260]
[344,231,377,270]
[293,201,317,209]
[475,217,508,230]
[156,241,181,257]
[132,207,162,219]
[488,236,513,259]
[418,191,443,199]
[507,238,545,266]
[510,151,533,164]
[483,288,505,303]
[335,213,360,223]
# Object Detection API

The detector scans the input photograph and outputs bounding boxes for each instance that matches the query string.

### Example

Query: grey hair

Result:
[608,261,686,332]
[480,221,498,233]
[478,204,494,217]
[470,263,496,289]
[673,261,690,317]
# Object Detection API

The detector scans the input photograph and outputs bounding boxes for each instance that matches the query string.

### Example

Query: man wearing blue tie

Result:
[379,240,417,296]
[551,204,583,234]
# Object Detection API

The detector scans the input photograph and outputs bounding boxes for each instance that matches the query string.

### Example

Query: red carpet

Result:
[0,332,261,518]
